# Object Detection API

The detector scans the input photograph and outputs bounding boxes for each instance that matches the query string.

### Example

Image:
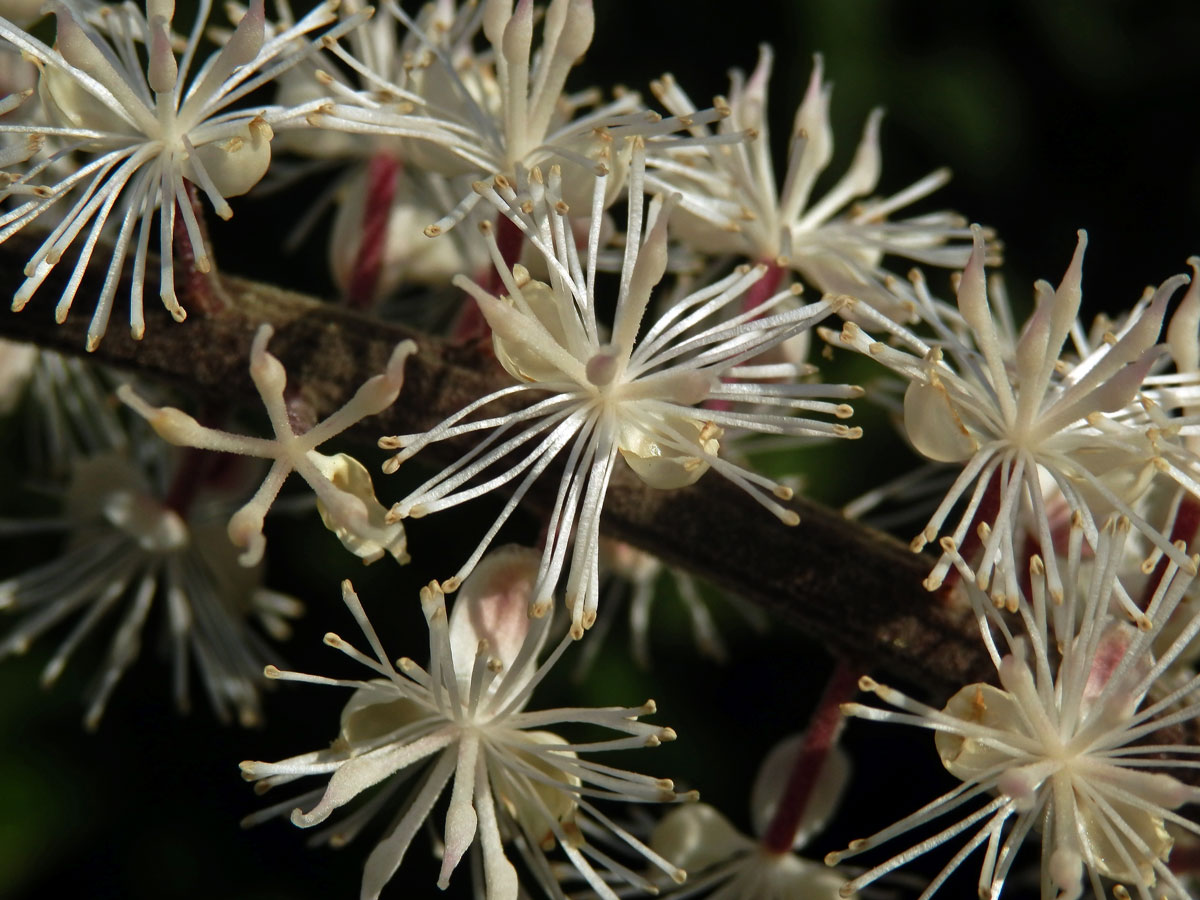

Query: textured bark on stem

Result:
[0,234,989,694]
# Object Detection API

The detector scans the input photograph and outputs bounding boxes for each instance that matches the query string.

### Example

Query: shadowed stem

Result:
[0,234,994,695]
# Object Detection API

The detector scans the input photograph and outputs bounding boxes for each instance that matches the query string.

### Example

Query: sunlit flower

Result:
[831,516,1200,900]
[252,0,487,305]
[647,49,981,318]
[305,0,732,236]
[0,449,301,728]
[824,226,1197,608]
[0,0,351,348]
[240,548,691,900]
[382,145,861,635]
[119,323,415,567]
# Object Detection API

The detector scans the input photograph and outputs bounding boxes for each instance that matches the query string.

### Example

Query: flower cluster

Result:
[814,197,1200,900]
[2,3,1200,900]
[826,226,1197,605]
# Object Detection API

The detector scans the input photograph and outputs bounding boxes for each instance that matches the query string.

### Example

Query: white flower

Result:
[646,49,980,318]
[240,548,691,900]
[0,0,349,348]
[305,0,730,236]
[0,450,302,728]
[825,226,1197,608]
[119,323,415,567]
[382,144,861,636]
[249,0,487,305]
[831,516,1200,900]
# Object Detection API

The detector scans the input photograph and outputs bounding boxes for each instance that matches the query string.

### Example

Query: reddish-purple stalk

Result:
[1140,493,1200,608]
[743,258,787,314]
[937,468,1003,597]
[1169,839,1200,875]
[760,660,860,855]
[346,154,400,310]
[173,181,224,316]
[453,213,526,345]
[162,447,216,516]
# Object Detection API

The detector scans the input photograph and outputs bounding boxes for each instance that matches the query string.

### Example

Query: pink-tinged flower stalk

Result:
[831,516,1200,900]
[240,548,691,900]
[381,144,861,636]
[119,324,414,567]
[261,0,489,304]
[651,668,859,900]
[824,226,1198,609]
[646,49,981,318]
[0,0,356,348]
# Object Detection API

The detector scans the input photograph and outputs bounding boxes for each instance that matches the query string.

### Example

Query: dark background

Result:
[2,1,1199,898]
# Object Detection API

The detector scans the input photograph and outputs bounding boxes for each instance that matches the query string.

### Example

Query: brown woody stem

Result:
[0,235,988,694]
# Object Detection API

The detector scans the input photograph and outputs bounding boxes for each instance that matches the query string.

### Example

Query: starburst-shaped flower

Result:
[824,226,1198,608]
[646,49,981,318]
[252,0,489,305]
[830,516,1200,900]
[303,0,734,236]
[381,144,861,635]
[0,449,301,727]
[0,0,355,348]
[240,547,691,900]
[119,323,415,566]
